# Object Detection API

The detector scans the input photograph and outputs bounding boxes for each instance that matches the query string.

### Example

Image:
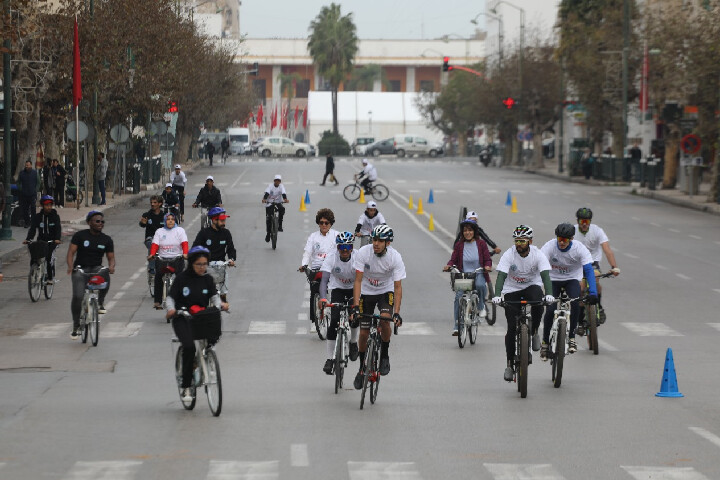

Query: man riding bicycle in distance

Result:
[262,174,289,242]
[192,207,236,302]
[573,207,619,324]
[162,183,181,219]
[354,200,386,241]
[319,231,359,375]
[66,211,115,339]
[192,176,223,210]
[539,223,598,358]
[298,208,339,324]
[492,225,553,382]
[351,225,405,389]
[170,164,187,222]
[139,195,165,275]
[23,195,61,285]
[357,159,377,194]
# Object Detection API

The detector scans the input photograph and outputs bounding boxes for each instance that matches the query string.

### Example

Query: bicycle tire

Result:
[175,347,196,410]
[518,323,529,398]
[334,332,344,394]
[587,305,599,355]
[468,299,478,345]
[28,264,41,302]
[89,298,99,347]
[313,293,327,340]
[80,303,89,344]
[360,339,374,409]
[148,271,154,296]
[271,215,278,250]
[370,344,380,404]
[371,184,389,201]
[205,349,222,416]
[44,272,54,299]
[486,281,497,326]
[552,318,566,388]
[457,298,467,348]
[343,184,361,201]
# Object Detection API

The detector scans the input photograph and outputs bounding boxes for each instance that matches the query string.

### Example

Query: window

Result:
[253,79,267,104]
[296,79,310,98]
[388,80,401,92]
[269,138,280,144]
[416,138,427,145]
[282,139,292,145]
[419,80,434,92]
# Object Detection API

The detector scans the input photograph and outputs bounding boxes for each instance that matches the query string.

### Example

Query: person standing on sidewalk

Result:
[50,159,66,208]
[17,160,40,228]
[96,152,108,205]
[320,152,339,186]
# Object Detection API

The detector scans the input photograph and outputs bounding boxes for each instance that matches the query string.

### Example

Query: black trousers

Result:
[172,185,185,215]
[71,266,110,328]
[19,194,35,226]
[542,279,581,342]
[322,170,338,184]
[327,288,354,340]
[265,204,285,233]
[503,285,544,360]
[154,257,185,304]
[172,316,196,388]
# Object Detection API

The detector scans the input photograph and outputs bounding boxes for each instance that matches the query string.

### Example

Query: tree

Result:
[307,3,358,135]
[345,64,388,91]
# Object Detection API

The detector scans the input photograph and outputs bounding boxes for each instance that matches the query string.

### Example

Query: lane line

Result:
[689,426,720,450]
[669,228,680,233]
[621,466,709,480]
[290,444,309,467]
[248,321,286,334]
[650,222,661,227]
[621,322,682,336]
[655,265,667,270]
[484,463,566,480]
[387,192,452,254]
[623,253,639,259]
[61,461,143,480]
[112,291,125,300]
[689,234,702,240]
[103,301,116,310]
[713,289,720,294]
[230,167,250,189]
[206,460,279,480]
[348,462,422,480]
[598,339,619,352]
[121,281,133,290]
[708,323,720,332]
[676,273,691,280]
[129,272,141,281]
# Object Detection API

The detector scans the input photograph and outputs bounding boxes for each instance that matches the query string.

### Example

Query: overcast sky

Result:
[240,0,560,43]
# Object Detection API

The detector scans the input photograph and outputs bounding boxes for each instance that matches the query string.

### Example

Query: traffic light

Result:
[167,100,178,113]
[252,62,259,76]
[442,57,452,72]
[502,97,516,109]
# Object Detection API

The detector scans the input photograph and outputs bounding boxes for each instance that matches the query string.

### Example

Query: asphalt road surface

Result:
[0,156,719,480]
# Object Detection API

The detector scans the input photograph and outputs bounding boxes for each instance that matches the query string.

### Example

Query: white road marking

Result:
[485,189,498,193]
[112,291,125,300]
[62,461,143,480]
[598,339,619,352]
[396,180,407,183]
[290,444,309,467]
[230,168,250,189]
[21,322,142,339]
[689,234,702,240]
[298,313,308,321]
[650,222,662,227]
[248,321,286,335]
[206,460,279,480]
[417,180,428,184]
[302,301,310,308]
[440,180,451,184]
[129,272,141,281]
[387,192,452,254]
[689,426,720,450]
[655,265,667,270]
[348,461,422,480]
[399,322,435,335]
[295,326,306,335]
[104,301,116,310]
[621,323,683,336]
[102,322,143,338]
[709,323,720,332]
[715,241,720,246]
[484,463,566,479]
[676,273,691,280]
[408,189,421,193]
[623,253,638,259]
[432,189,446,193]
[713,289,720,294]
[21,323,70,338]
[536,190,549,194]
[621,466,709,480]
[479,327,506,336]
[122,281,133,290]
[669,228,680,233]
[459,189,473,194]
[631,216,640,221]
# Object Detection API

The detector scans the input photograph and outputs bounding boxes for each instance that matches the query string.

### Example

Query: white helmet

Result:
[362,158,368,165]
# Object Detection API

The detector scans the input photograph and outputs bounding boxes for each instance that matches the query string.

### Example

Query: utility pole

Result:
[1,0,13,240]
[559,58,565,174]
[621,0,629,160]
[91,0,101,205]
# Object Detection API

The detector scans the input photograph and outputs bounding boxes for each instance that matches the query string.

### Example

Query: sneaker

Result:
[278,226,284,232]
[46,279,54,285]
[479,308,487,318]
[349,342,359,361]
[504,365,514,382]
[319,183,326,186]
[540,342,549,361]
[181,388,193,402]
[528,352,532,365]
[598,307,607,325]
[97,304,107,314]
[153,303,162,310]
[70,329,79,340]
[576,322,586,337]
[353,370,364,390]
[569,339,577,354]
[265,233,270,243]
[452,329,459,336]
[379,357,390,376]
[532,333,540,351]
[323,359,334,375]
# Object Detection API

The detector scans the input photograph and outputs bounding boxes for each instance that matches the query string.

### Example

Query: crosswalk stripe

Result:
[21,323,68,338]
[707,323,720,332]
[478,326,505,336]
[290,444,309,467]
[206,460,279,480]
[348,461,422,480]
[298,313,308,321]
[621,466,709,480]
[689,426,720,450]
[21,322,143,339]
[621,323,683,336]
[62,461,142,480]
[399,322,435,335]
[484,463,566,479]
[102,322,143,338]
[247,321,286,335]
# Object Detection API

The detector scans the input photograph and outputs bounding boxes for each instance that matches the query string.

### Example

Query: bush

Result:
[317,131,350,156]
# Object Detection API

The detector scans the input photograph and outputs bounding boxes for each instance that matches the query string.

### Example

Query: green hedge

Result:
[317,131,350,156]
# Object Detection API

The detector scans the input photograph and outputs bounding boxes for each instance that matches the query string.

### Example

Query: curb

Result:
[632,188,720,216]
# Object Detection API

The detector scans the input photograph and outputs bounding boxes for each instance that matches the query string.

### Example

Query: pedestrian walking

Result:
[320,152,339,186]
[205,140,216,167]
[50,159,66,208]
[17,160,40,228]
[96,152,108,205]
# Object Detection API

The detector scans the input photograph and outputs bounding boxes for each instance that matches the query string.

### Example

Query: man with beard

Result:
[192,207,236,302]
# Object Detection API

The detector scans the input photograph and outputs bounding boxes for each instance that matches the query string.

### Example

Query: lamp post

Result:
[621,0,629,160]
[471,12,503,68]
[1,0,13,240]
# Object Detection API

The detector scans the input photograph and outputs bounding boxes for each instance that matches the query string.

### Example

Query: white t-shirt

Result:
[170,171,187,187]
[540,239,593,281]
[356,211,386,235]
[574,223,609,263]
[264,183,287,204]
[362,163,378,181]
[496,245,551,294]
[152,226,188,259]
[353,244,406,295]
[302,229,340,269]
[320,250,356,291]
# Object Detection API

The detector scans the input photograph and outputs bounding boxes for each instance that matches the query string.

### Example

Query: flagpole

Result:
[75,15,80,210]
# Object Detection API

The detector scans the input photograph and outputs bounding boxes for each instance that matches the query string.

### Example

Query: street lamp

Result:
[440,33,469,64]
[368,110,372,135]
[420,48,444,58]
[471,12,503,68]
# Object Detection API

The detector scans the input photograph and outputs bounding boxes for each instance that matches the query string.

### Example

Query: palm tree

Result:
[307,3,358,135]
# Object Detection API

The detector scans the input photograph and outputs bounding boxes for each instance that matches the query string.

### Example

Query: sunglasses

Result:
[514,239,529,245]
[578,219,591,224]
[337,244,353,251]
[557,236,571,242]
[93,219,105,224]
[318,221,331,225]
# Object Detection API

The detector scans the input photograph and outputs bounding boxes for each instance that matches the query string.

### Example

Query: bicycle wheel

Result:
[552,318,566,388]
[175,347,196,410]
[518,323,529,398]
[313,293,327,340]
[271,215,278,250]
[371,184,389,201]
[80,303,89,344]
[28,264,41,302]
[457,298,467,348]
[587,305,599,355]
[334,332,344,394]
[468,301,478,345]
[486,281,497,326]
[89,298,99,347]
[163,275,171,321]
[147,271,155,296]
[370,344,380,404]
[205,349,222,417]
[360,339,374,410]
[343,184,361,201]
[43,272,54,299]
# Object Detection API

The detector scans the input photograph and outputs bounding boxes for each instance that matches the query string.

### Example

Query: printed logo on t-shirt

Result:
[206,239,212,246]
[510,264,517,271]
[333,267,341,273]
[148,219,153,224]
[83,240,90,247]
[39,223,44,228]
[219,241,226,245]
[182,287,190,296]
[98,244,105,249]
[202,289,208,294]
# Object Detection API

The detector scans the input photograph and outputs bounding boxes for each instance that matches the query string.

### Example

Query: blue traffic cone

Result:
[655,347,683,398]
[505,191,512,206]
[428,189,434,204]
[304,189,311,204]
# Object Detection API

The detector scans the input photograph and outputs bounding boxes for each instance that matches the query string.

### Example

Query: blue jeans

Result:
[98,180,106,204]
[453,275,487,329]
[144,237,156,273]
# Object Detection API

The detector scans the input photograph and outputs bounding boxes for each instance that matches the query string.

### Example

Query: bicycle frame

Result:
[549,291,577,357]
[208,260,232,293]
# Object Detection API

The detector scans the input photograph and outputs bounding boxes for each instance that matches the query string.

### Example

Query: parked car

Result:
[257,136,311,157]
[308,144,316,157]
[251,137,266,155]
[351,136,375,156]
[392,134,443,157]
[228,127,251,155]
[366,138,395,157]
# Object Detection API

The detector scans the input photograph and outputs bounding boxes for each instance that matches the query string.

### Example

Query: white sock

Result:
[350,327,359,343]
[326,340,335,359]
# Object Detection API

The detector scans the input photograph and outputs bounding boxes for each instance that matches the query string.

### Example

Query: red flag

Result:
[256,104,263,127]
[271,104,277,129]
[72,18,82,108]
[639,42,649,113]
[294,106,299,129]
[281,104,287,130]
[302,107,307,128]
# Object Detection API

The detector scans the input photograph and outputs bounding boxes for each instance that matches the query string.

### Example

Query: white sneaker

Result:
[479,308,487,318]
[181,388,193,402]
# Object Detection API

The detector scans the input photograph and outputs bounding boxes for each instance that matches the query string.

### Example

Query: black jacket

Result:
[195,186,222,208]
[193,226,236,262]
[161,190,180,206]
[169,269,218,311]
[26,208,62,242]
[325,155,335,172]
[140,209,165,239]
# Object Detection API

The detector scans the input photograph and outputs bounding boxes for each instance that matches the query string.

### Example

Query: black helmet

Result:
[555,223,575,238]
[576,207,593,220]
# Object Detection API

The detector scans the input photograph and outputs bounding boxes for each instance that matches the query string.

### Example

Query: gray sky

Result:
[240,0,559,43]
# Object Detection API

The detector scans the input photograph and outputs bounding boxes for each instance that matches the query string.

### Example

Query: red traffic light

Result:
[502,97,516,109]
[442,57,453,72]
[167,100,178,113]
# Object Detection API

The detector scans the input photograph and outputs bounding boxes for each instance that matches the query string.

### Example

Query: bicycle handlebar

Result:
[74,266,110,274]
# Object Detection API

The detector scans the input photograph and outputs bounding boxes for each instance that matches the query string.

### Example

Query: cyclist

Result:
[262,174,289,242]
[192,207,236,302]
[354,201,386,240]
[169,165,187,222]
[351,225,405,388]
[148,212,188,309]
[357,158,377,193]
[165,246,229,402]
[319,231,359,374]
[139,195,165,275]
[491,225,553,382]
[573,207,620,324]
[298,208,339,324]
[66,211,115,339]
[161,183,181,219]
[23,195,61,284]
[539,223,598,357]
[220,137,230,162]
[192,176,223,209]
[443,219,492,335]
[456,210,502,256]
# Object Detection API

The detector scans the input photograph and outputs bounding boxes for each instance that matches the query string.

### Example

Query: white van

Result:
[392,134,444,157]
[228,127,250,155]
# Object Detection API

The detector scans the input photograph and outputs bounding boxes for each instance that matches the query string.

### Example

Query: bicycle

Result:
[358,313,398,409]
[545,290,581,388]
[75,266,109,347]
[145,238,155,297]
[162,203,181,224]
[208,260,234,296]
[448,266,486,348]
[172,308,223,416]
[355,233,371,247]
[578,271,616,355]
[27,240,56,302]
[302,267,327,339]
[154,255,183,319]
[266,203,281,250]
[343,174,389,202]
[499,298,544,399]
[221,149,229,165]
[322,300,353,394]
[199,206,212,230]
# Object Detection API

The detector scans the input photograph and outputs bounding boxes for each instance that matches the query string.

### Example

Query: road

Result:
[0,156,719,480]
